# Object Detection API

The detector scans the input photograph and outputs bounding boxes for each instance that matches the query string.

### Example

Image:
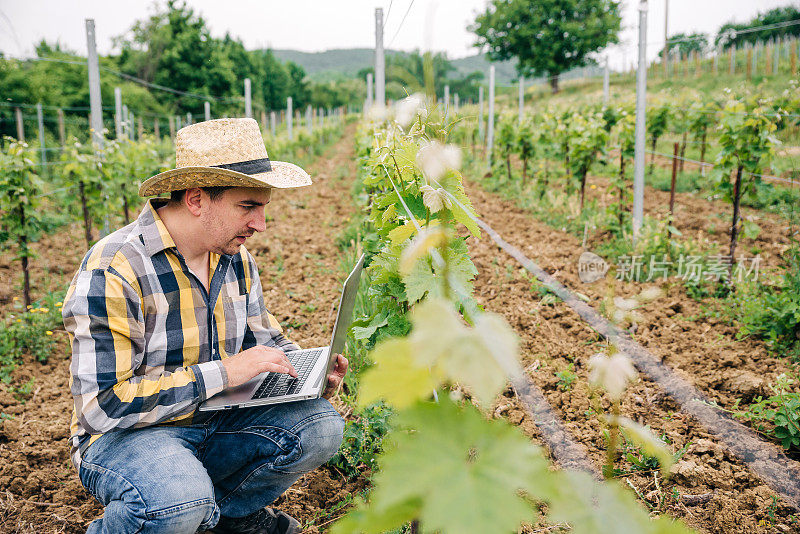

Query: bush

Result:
[736,373,800,451]
[328,402,392,479]
[0,291,65,382]
[728,243,800,359]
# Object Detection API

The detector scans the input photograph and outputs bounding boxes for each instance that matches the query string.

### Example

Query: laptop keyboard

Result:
[253,348,324,399]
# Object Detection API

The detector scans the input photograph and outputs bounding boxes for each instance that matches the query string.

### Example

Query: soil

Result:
[465,179,800,533]
[0,126,365,533]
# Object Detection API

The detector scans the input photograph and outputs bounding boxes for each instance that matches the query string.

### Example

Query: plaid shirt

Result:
[63,199,298,468]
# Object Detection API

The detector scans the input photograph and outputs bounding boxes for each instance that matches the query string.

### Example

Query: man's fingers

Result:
[263,362,297,377]
[334,354,348,374]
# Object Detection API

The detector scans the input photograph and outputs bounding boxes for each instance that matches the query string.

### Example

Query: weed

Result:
[0,290,65,381]
[328,402,392,479]
[735,373,800,451]
[556,363,577,391]
[10,377,35,402]
[273,252,285,274]
[723,243,800,359]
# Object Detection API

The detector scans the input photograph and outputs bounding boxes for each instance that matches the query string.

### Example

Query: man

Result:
[63,118,347,534]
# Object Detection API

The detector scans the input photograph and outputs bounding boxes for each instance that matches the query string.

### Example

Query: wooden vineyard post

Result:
[154,119,160,140]
[36,103,46,176]
[746,48,753,79]
[57,109,66,147]
[792,47,797,77]
[765,45,773,76]
[728,46,734,75]
[669,142,678,217]
[137,117,143,140]
[695,51,701,77]
[168,116,175,142]
[729,166,744,283]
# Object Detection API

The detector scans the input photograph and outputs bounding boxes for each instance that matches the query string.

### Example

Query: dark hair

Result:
[170,186,233,203]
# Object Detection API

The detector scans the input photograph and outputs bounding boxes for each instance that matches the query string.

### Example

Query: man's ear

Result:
[184,188,204,217]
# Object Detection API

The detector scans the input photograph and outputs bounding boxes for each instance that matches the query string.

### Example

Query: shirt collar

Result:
[137,199,227,270]
[138,199,178,257]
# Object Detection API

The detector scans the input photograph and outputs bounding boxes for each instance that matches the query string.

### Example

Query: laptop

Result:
[199,253,365,411]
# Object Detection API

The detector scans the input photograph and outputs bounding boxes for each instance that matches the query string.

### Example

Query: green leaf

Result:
[548,471,681,534]
[443,335,508,406]
[402,256,439,304]
[330,496,420,534]
[472,311,522,379]
[742,219,761,241]
[439,173,481,238]
[358,338,438,409]
[338,397,552,534]
[387,221,417,246]
[351,313,389,340]
[612,416,675,476]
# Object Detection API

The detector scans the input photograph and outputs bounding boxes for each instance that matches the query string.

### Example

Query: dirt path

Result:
[465,181,800,533]
[0,126,362,533]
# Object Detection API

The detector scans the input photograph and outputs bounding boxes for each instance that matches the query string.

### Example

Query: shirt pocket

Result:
[221,294,248,356]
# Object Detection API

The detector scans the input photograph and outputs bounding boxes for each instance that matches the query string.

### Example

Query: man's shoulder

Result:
[79,221,146,278]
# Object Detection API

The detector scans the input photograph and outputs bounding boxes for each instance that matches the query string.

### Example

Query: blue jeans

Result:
[78,398,344,534]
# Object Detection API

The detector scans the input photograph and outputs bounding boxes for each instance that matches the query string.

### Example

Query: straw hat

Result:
[139,118,311,196]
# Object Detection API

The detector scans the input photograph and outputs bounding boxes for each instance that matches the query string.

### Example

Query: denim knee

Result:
[282,405,344,474]
[81,461,219,534]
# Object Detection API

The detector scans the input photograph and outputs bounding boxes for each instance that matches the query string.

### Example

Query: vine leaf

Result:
[547,471,691,534]
[402,257,439,304]
[409,298,511,406]
[438,173,481,238]
[612,416,675,477]
[333,397,553,534]
[387,221,417,246]
[358,338,438,410]
[400,227,447,274]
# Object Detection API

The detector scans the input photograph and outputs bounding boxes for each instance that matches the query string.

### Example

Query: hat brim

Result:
[138,161,312,197]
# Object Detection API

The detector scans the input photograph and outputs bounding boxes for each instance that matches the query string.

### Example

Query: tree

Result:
[359,51,484,102]
[659,32,708,58]
[712,98,779,282]
[470,0,622,94]
[716,7,800,48]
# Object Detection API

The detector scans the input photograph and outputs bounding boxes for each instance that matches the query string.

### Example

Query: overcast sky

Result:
[0,0,796,71]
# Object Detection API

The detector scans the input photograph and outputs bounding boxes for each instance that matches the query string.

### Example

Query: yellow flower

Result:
[55,301,63,306]
[12,297,19,301]
[16,319,22,323]
[46,331,53,336]
[590,184,597,189]
[40,308,49,313]
[26,305,32,309]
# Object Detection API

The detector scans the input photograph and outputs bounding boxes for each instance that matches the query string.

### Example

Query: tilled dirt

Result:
[466,180,800,533]
[0,127,363,533]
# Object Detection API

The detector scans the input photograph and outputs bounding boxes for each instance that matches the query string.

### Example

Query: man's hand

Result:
[221,346,297,388]
[322,354,348,400]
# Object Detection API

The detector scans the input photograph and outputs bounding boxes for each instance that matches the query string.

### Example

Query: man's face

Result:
[199,187,272,256]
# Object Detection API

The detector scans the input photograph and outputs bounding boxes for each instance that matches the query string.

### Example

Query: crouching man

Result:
[63,118,347,534]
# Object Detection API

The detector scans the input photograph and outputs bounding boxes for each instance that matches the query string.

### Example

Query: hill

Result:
[270,48,519,84]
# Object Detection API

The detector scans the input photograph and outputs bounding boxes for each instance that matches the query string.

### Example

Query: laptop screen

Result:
[326,253,365,371]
